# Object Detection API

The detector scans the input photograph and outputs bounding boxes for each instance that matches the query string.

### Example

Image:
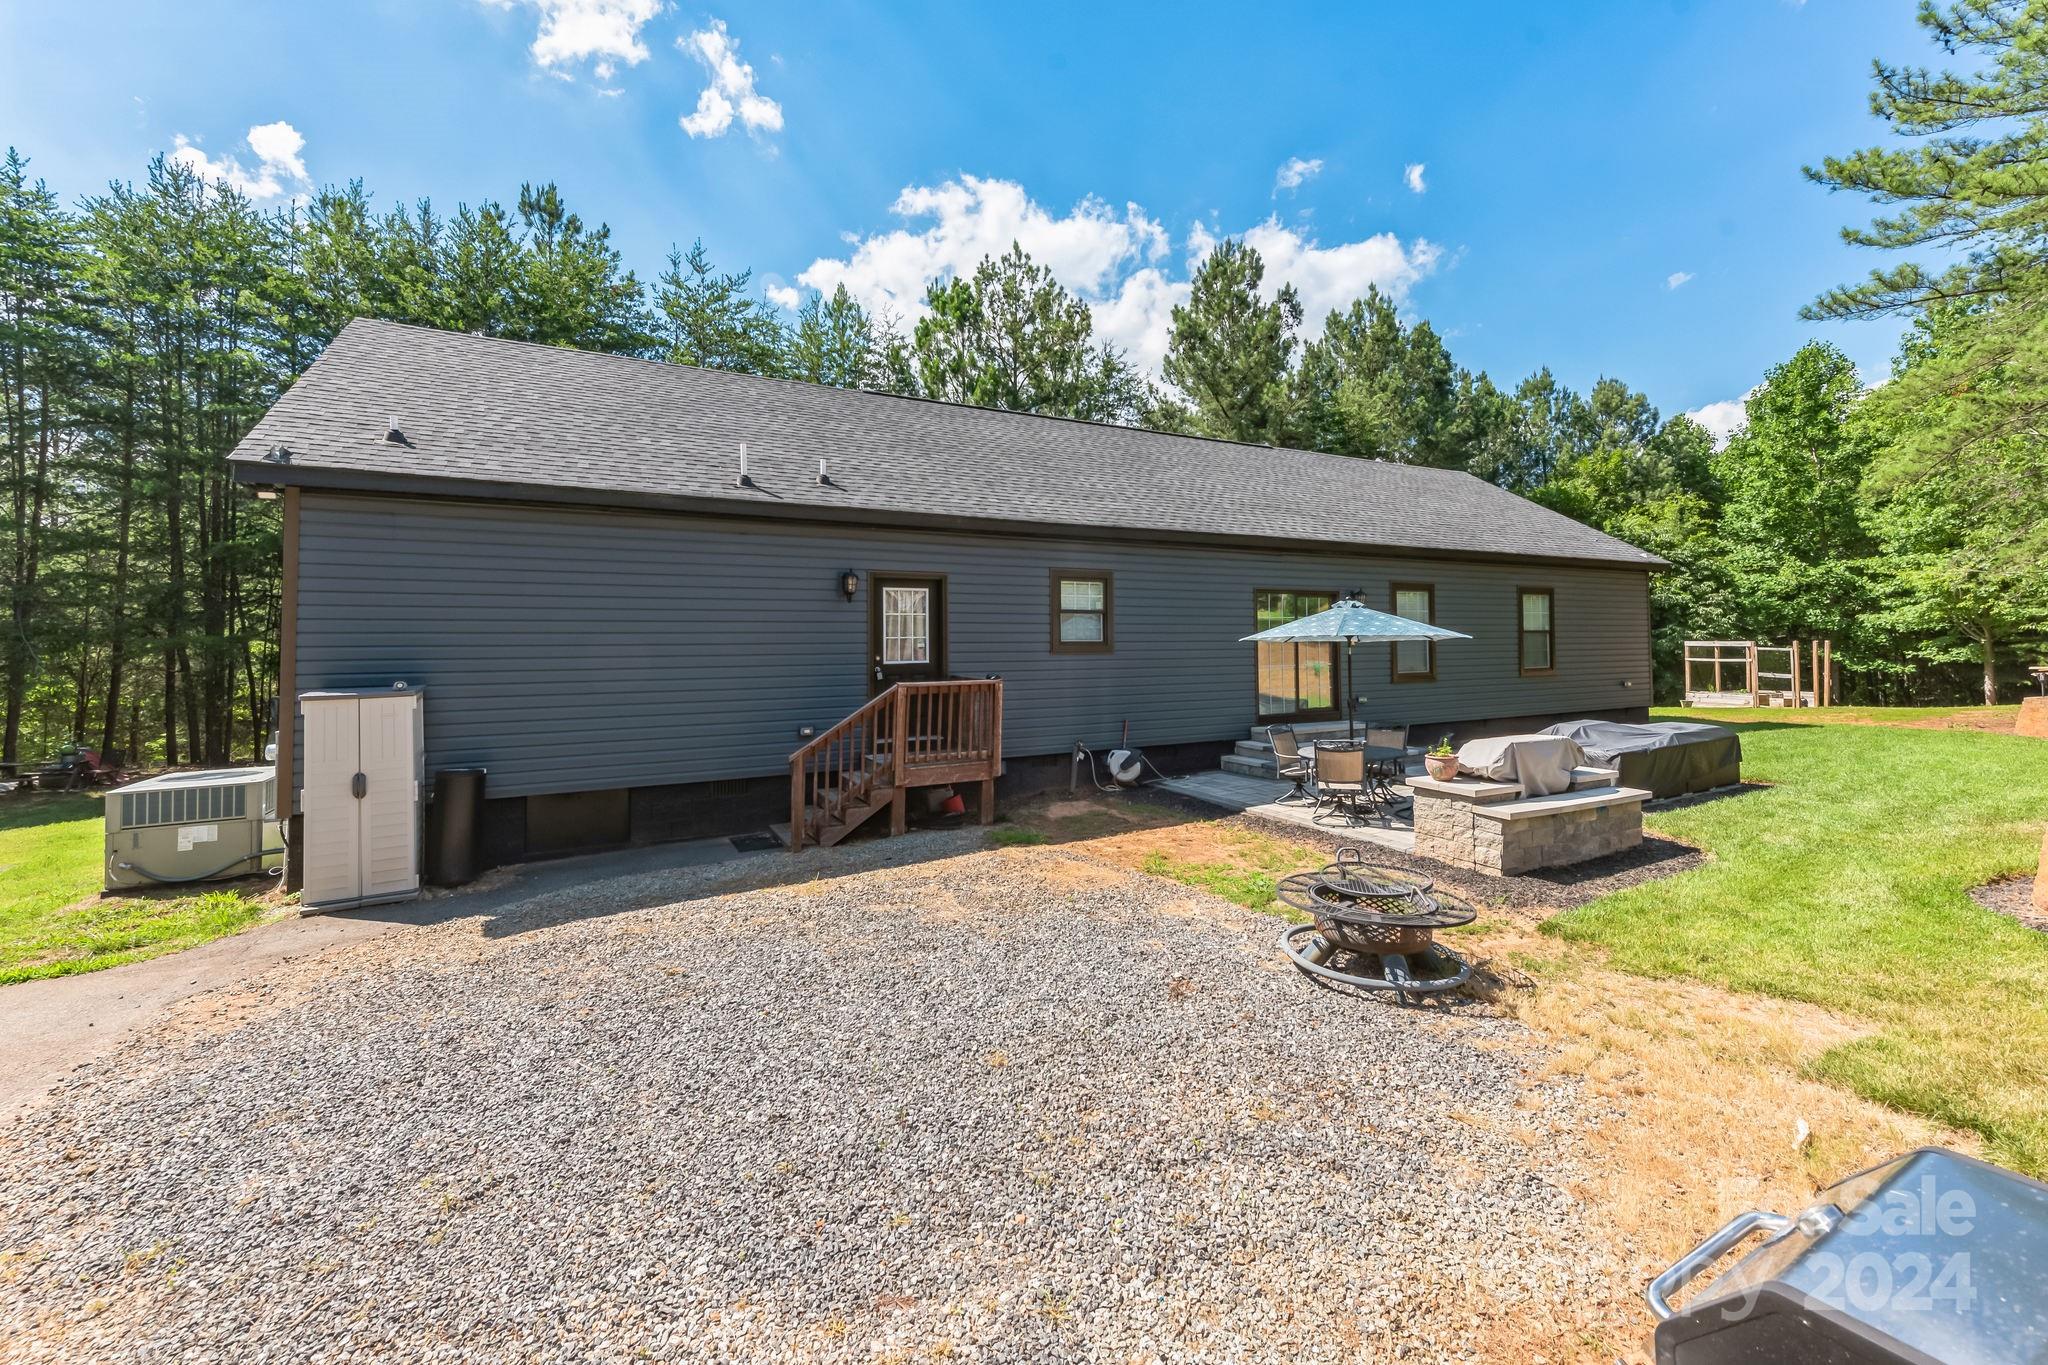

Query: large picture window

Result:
[1254,590,1337,719]
[1050,570,1113,653]
[1519,588,1555,675]
[1390,583,1436,682]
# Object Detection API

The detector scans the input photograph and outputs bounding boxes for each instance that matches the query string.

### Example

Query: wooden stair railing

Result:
[788,678,1003,851]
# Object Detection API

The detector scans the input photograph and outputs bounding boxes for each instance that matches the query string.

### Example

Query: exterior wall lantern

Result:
[840,570,861,601]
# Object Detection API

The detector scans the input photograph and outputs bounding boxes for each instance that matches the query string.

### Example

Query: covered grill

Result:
[1541,719,1741,800]
[1274,850,1476,1000]
[1649,1146,2048,1363]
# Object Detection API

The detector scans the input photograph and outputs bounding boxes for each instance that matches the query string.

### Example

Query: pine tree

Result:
[1807,0,2048,475]
[1293,287,1466,466]
[0,149,93,764]
[1159,239,1300,446]
[786,284,877,388]
[905,244,1141,422]
[652,239,786,374]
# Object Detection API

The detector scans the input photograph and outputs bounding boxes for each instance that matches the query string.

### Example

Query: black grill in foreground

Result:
[1649,1146,2048,1364]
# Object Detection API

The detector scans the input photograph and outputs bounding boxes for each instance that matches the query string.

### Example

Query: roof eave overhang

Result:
[231,460,1669,573]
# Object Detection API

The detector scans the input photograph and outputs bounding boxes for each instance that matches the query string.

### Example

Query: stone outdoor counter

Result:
[1409,766,1651,876]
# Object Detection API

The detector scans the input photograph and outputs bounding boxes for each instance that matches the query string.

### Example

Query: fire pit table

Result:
[1274,850,1476,1001]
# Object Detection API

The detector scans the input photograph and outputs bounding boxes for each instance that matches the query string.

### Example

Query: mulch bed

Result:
[1130,786,1706,914]
[1971,875,2047,933]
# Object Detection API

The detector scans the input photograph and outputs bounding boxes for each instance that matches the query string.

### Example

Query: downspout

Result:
[279,486,302,892]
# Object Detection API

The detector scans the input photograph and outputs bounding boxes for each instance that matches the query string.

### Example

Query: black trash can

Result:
[427,767,487,887]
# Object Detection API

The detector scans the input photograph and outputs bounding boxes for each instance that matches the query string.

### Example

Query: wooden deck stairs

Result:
[786,678,1003,851]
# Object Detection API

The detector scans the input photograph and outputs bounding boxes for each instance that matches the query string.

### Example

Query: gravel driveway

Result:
[0,833,1615,1363]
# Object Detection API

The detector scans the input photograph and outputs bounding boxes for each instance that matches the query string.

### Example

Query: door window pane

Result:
[1255,591,1336,718]
[882,587,930,664]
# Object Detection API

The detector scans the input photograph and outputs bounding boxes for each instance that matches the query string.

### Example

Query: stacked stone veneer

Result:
[1410,768,1649,876]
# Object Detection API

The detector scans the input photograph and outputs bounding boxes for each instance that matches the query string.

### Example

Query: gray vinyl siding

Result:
[295,493,1652,800]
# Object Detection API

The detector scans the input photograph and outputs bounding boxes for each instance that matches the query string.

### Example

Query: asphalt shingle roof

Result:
[228,318,1664,568]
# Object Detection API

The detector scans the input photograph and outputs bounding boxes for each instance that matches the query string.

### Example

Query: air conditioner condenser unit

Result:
[104,767,281,891]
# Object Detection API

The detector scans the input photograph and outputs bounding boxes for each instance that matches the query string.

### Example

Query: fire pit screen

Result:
[1275,849,1475,999]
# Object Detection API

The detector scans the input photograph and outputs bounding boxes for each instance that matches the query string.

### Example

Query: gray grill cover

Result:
[1454,734,1584,797]
[1541,720,1740,800]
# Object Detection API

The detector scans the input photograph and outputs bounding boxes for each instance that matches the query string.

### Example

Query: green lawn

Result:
[0,793,274,986]
[1548,707,2048,1173]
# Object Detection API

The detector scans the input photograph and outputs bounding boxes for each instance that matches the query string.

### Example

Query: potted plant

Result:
[1423,736,1460,782]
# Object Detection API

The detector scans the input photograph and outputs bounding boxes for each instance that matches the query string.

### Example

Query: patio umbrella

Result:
[1240,599,1472,739]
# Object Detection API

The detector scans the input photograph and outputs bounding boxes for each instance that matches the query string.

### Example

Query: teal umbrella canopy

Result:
[1239,599,1471,645]
[1240,599,1471,739]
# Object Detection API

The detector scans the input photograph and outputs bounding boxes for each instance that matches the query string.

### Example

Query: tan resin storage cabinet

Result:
[299,686,425,910]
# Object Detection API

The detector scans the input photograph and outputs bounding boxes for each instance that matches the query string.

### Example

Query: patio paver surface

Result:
[1156,770,1417,852]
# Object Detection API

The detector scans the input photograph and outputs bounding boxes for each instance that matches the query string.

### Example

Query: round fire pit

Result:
[1273,851,1476,1000]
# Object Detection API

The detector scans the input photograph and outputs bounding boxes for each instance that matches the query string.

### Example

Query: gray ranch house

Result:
[229,319,1662,871]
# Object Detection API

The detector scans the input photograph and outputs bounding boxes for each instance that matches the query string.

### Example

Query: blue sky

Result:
[3,0,1932,437]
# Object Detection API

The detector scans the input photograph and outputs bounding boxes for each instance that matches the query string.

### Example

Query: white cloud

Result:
[1274,156,1323,193]
[482,0,660,76]
[1667,270,1694,290]
[794,175,1441,381]
[1404,162,1427,194]
[1686,391,1754,447]
[1244,218,1442,328]
[678,19,783,138]
[765,284,801,311]
[169,121,310,201]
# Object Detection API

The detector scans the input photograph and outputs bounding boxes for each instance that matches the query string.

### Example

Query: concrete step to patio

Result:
[1244,720,1358,743]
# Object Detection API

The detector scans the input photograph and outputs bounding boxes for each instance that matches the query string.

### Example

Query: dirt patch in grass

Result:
[1971,874,2046,932]
[1899,707,2021,733]
[1474,927,1975,1362]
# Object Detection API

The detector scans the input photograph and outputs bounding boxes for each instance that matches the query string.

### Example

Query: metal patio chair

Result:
[1311,743,1372,827]
[1363,723,1415,806]
[1267,725,1314,804]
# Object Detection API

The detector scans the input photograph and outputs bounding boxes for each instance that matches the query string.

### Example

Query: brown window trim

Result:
[1388,582,1436,683]
[1518,586,1556,676]
[1049,569,1114,654]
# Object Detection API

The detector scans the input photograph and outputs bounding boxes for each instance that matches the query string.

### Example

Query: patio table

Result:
[1308,741,1406,823]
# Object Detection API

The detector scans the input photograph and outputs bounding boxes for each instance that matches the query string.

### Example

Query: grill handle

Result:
[1646,1209,1793,1320]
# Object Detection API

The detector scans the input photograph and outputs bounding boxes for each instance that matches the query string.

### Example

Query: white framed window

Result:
[882,586,931,664]
[1050,571,1113,654]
